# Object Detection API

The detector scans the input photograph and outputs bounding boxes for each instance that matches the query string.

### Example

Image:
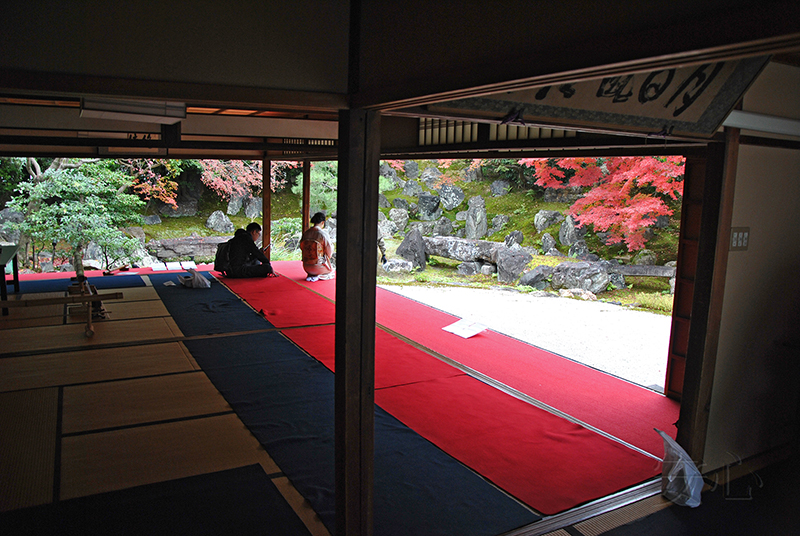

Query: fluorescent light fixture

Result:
[722,110,800,137]
[80,98,185,124]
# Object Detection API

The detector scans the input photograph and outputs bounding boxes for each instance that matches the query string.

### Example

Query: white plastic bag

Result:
[655,428,702,507]
[178,269,211,289]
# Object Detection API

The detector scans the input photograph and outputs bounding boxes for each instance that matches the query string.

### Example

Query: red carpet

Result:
[373,288,679,458]
[284,323,661,514]
[219,274,335,327]
[284,325,464,388]
[269,260,678,457]
[375,375,660,515]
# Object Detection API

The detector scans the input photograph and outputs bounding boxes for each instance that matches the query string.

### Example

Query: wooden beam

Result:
[302,160,311,231]
[262,158,272,259]
[335,108,380,536]
[677,129,739,464]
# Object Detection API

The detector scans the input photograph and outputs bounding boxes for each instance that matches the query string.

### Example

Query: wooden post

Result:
[262,158,272,258]
[302,160,311,230]
[335,108,380,536]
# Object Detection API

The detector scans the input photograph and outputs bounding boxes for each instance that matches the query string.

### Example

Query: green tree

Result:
[8,160,144,277]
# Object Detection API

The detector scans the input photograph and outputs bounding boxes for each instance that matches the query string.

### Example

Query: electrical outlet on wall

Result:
[730,227,750,251]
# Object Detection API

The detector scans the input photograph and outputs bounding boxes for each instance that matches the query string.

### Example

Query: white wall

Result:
[704,63,800,469]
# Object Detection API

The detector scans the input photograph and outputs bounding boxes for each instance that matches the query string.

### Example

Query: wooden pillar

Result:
[335,108,380,536]
[262,158,272,258]
[302,160,311,230]
[676,128,739,464]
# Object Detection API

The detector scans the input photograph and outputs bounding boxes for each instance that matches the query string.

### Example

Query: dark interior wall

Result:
[355,0,800,108]
[0,0,350,95]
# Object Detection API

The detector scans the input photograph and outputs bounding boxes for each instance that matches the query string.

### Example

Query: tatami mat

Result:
[60,413,280,500]
[0,389,58,512]
[65,299,170,323]
[0,292,65,329]
[0,342,198,393]
[62,372,232,434]
[100,286,160,302]
[0,317,184,355]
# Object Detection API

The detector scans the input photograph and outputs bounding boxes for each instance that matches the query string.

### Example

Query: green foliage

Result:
[8,161,144,272]
[291,161,339,213]
[0,157,27,203]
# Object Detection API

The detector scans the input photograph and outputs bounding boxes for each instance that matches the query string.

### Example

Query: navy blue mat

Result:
[0,464,311,536]
[17,274,146,294]
[149,272,274,335]
[185,333,540,536]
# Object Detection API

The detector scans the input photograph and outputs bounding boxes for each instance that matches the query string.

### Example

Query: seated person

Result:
[227,222,276,278]
[300,212,334,282]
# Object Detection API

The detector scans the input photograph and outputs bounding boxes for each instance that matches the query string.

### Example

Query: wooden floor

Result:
[0,276,328,536]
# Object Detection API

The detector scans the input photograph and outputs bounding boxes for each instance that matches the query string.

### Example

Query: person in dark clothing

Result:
[227,222,276,278]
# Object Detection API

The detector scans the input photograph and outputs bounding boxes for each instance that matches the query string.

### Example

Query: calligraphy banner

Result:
[426,56,770,138]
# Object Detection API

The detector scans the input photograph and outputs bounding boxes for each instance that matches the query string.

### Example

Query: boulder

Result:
[147,235,230,260]
[379,162,400,187]
[558,215,586,246]
[404,160,419,179]
[463,165,482,182]
[491,214,510,233]
[379,258,414,274]
[227,194,245,215]
[396,227,427,269]
[519,265,554,290]
[393,198,409,210]
[206,210,235,233]
[465,196,488,239]
[568,239,598,261]
[438,184,465,210]
[420,167,442,188]
[378,219,398,239]
[457,261,482,276]
[388,208,409,232]
[378,193,391,208]
[534,210,564,231]
[433,216,453,236]
[417,193,442,221]
[244,197,262,219]
[505,231,524,247]
[490,180,511,196]
[541,233,556,253]
[403,180,423,197]
[632,249,658,265]
[142,214,162,225]
[409,221,436,236]
[550,261,611,294]
[423,236,503,263]
[496,246,532,284]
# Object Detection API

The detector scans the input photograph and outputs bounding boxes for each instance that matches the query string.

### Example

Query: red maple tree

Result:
[518,156,685,251]
[199,160,296,200]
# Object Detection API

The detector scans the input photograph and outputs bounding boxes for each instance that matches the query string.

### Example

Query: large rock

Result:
[457,261,483,276]
[147,234,230,260]
[379,258,414,274]
[420,167,442,188]
[463,165,482,182]
[568,239,598,261]
[541,233,556,253]
[417,193,442,221]
[378,193,391,208]
[534,210,564,231]
[142,214,162,225]
[244,197,262,219]
[632,249,658,265]
[550,261,613,294]
[403,180,423,197]
[465,196,488,239]
[490,180,511,196]
[404,160,419,179]
[519,265,554,290]
[409,221,436,236]
[155,173,205,217]
[377,219,398,239]
[558,215,586,246]
[227,194,245,215]
[496,246,532,284]
[393,198,410,210]
[396,227,427,269]
[491,214,510,233]
[379,162,400,188]
[206,210,235,233]
[422,236,503,263]
[438,184,465,210]
[505,230,524,247]
[433,216,453,236]
[388,207,409,232]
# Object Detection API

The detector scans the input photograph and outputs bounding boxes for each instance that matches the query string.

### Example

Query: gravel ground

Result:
[380,284,671,392]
